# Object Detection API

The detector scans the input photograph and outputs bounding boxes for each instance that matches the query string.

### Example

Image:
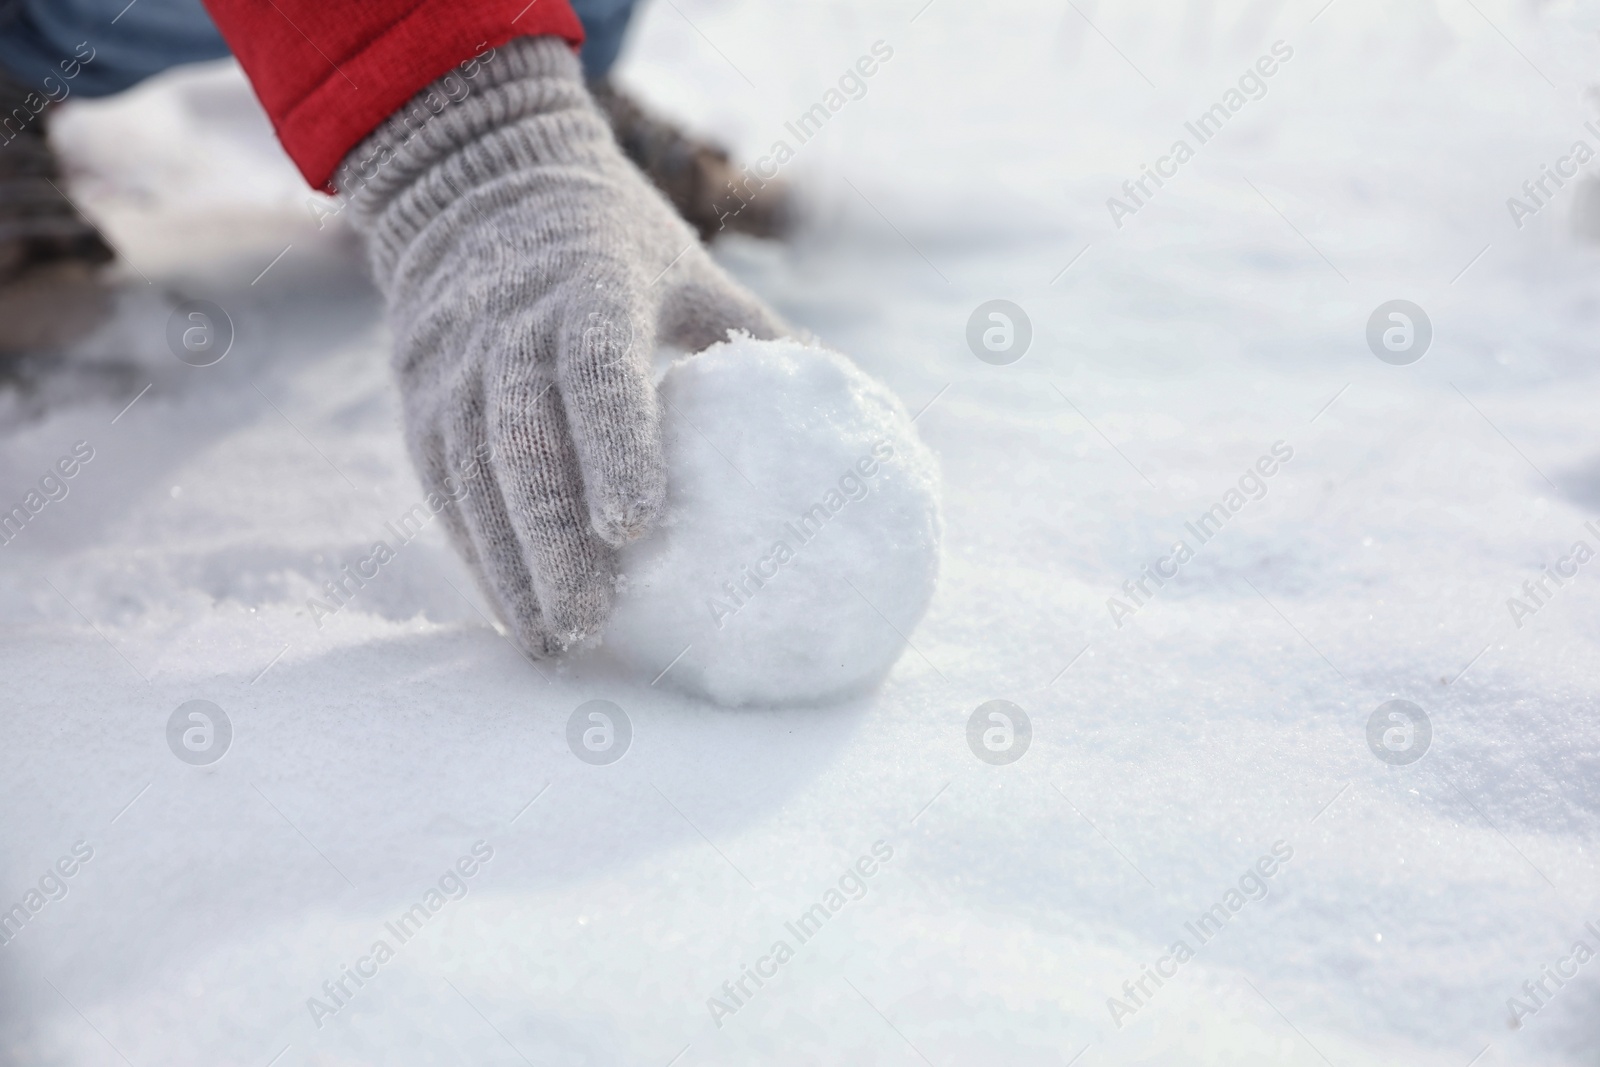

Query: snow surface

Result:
[6,1,1600,1064]
[603,336,941,707]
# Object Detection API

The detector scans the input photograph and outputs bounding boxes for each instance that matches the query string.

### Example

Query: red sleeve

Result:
[199,0,585,191]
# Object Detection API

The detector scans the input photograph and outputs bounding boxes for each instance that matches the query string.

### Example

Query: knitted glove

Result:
[338,36,786,657]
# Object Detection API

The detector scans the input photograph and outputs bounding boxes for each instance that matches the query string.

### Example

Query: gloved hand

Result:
[338,35,786,657]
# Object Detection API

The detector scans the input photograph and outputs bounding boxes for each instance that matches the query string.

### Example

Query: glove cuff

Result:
[335,35,612,288]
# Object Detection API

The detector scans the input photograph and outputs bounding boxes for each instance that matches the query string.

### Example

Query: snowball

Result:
[601,336,942,707]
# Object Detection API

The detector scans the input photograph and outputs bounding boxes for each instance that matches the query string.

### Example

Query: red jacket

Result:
[199,0,584,191]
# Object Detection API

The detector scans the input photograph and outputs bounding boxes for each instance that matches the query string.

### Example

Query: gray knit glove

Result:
[337,36,786,657]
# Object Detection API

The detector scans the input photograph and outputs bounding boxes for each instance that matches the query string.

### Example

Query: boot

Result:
[588,78,792,242]
[0,71,115,353]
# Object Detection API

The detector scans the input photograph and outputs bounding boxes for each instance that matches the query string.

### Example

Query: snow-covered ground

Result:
[6,0,1600,1063]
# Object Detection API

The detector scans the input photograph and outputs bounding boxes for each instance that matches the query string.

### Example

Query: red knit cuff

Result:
[201,0,585,191]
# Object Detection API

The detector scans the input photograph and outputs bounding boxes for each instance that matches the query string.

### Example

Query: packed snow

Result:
[602,336,942,706]
[6,1,1600,1065]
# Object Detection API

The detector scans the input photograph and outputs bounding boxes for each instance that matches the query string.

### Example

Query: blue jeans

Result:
[0,0,638,98]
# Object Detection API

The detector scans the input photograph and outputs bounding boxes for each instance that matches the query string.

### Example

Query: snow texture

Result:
[6,1,1600,1065]
[602,336,941,706]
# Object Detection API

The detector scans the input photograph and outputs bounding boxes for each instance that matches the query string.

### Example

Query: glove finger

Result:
[657,250,788,352]
[410,424,486,580]
[431,415,560,656]
[555,294,666,547]
[492,359,618,643]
